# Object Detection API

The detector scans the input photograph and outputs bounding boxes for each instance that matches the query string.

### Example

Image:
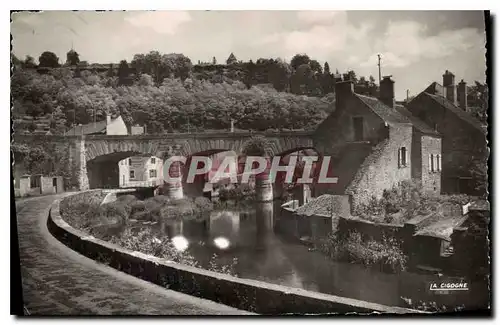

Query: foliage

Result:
[218,185,256,202]
[38,51,60,68]
[66,50,80,66]
[319,231,407,273]
[208,254,239,276]
[109,228,199,267]
[353,180,475,224]
[59,190,108,231]
[242,136,270,156]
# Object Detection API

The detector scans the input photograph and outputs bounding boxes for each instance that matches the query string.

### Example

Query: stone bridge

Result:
[14,131,315,201]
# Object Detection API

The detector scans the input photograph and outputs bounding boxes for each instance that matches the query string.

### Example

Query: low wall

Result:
[337,216,404,243]
[48,193,421,315]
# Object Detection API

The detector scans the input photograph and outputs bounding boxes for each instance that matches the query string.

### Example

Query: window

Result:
[129,170,135,179]
[30,175,41,188]
[149,169,157,178]
[353,117,364,141]
[151,157,156,164]
[398,147,408,167]
[53,177,57,187]
[429,154,441,173]
[129,158,132,165]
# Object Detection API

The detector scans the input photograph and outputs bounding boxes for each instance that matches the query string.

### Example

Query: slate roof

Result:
[394,104,441,136]
[355,94,411,125]
[66,120,107,135]
[423,92,486,134]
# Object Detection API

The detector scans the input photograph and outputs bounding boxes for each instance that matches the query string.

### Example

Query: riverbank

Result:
[52,191,420,314]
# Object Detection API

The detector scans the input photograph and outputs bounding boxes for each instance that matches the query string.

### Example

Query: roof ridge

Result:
[424,92,485,133]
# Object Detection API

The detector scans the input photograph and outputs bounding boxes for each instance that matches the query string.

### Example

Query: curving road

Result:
[15,194,254,315]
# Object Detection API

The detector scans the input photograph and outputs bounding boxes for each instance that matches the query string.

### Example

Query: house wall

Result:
[119,156,163,187]
[314,96,386,156]
[347,125,413,209]
[106,116,128,135]
[421,135,442,194]
[407,95,487,195]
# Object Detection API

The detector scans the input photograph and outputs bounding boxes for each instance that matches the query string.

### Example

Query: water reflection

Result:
[145,201,487,309]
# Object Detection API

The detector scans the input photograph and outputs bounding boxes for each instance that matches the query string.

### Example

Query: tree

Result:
[66,49,80,66]
[468,81,488,125]
[290,54,310,71]
[323,62,331,75]
[309,60,322,75]
[118,60,131,86]
[23,55,37,69]
[38,51,60,68]
[226,52,237,65]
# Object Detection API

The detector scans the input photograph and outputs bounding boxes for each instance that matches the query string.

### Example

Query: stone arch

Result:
[85,139,162,162]
[173,138,247,158]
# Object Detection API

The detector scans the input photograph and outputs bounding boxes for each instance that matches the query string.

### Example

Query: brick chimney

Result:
[379,75,395,108]
[443,70,456,105]
[335,79,354,109]
[457,79,468,112]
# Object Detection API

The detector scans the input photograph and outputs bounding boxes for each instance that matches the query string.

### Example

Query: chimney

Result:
[335,80,354,109]
[443,70,456,105]
[230,119,235,133]
[379,75,395,108]
[457,79,468,112]
[106,114,111,124]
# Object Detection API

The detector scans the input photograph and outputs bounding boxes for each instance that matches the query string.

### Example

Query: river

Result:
[125,200,489,311]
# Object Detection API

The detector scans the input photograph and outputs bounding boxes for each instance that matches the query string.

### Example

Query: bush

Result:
[109,228,199,267]
[318,231,407,273]
[98,201,131,225]
[59,190,107,231]
[117,194,138,204]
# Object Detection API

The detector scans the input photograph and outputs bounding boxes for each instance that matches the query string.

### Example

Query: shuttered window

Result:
[398,147,408,168]
[430,154,434,172]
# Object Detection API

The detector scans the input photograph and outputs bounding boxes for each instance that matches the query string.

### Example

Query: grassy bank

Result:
[59,192,238,276]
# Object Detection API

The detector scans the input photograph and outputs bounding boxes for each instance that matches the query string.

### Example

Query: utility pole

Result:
[377,54,382,85]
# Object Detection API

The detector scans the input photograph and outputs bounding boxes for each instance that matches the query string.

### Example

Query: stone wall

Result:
[420,134,442,194]
[407,94,487,195]
[48,195,418,315]
[347,125,413,210]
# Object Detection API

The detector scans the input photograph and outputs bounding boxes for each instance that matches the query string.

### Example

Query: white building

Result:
[119,156,163,187]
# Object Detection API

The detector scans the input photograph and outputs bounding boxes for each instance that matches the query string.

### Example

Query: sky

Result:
[11,10,487,100]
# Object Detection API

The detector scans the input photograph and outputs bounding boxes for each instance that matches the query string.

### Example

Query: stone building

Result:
[313,76,441,210]
[119,156,163,188]
[406,70,488,195]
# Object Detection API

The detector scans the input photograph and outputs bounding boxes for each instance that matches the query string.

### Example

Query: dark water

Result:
[128,201,489,310]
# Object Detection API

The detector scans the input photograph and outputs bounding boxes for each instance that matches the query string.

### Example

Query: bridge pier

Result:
[163,160,184,200]
[255,172,273,203]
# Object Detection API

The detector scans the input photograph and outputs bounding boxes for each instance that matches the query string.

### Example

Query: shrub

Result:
[98,201,130,225]
[207,254,238,277]
[318,231,407,273]
[109,228,199,267]
[117,194,138,204]
[194,196,214,213]
[130,200,146,216]
[59,190,107,230]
